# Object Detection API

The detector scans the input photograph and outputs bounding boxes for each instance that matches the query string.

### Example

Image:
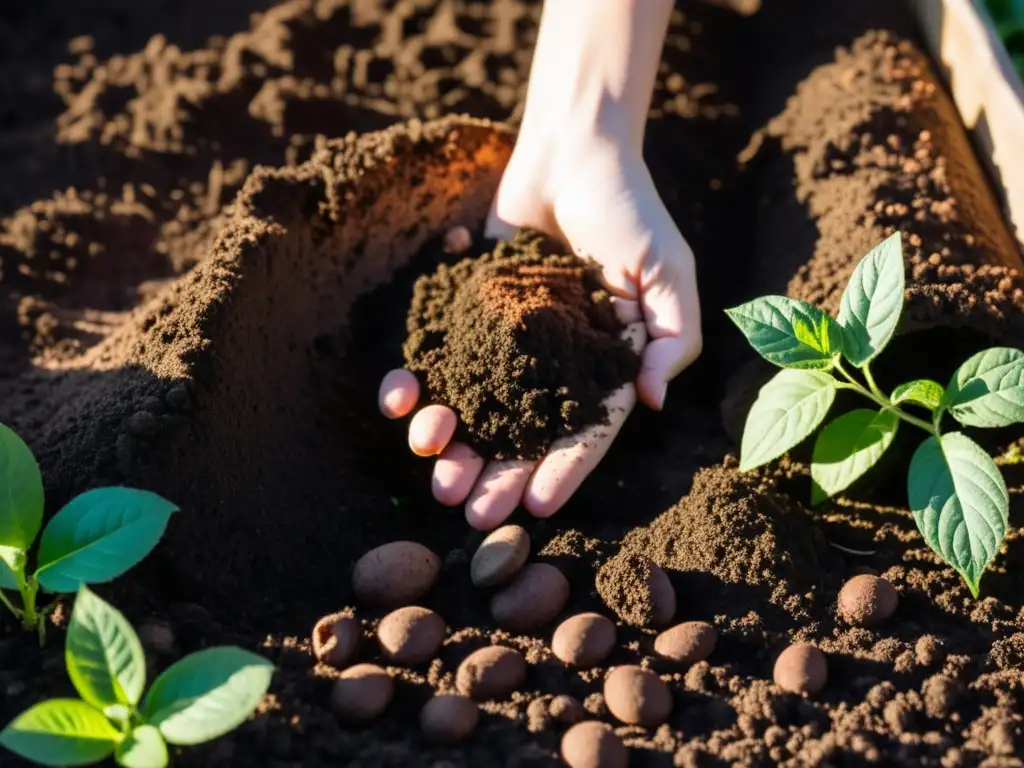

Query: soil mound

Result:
[403,229,640,460]
[620,464,830,626]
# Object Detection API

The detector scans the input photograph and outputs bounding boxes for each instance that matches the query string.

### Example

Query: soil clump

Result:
[403,229,639,460]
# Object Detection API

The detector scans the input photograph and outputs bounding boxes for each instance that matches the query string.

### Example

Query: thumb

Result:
[637,257,703,410]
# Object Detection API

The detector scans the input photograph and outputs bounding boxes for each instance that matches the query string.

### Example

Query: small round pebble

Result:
[490,563,569,631]
[561,721,628,768]
[838,574,899,627]
[377,606,446,665]
[471,525,530,587]
[352,541,441,607]
[330,664,393,721]
[549,694,585,724]
[420,695,479,744]
[312,612,361,668]
[444,225,473,254]
[773,643,828,695]
[455,646,527,701]
[646,561,677,627]
[552,613,617,667]
[654,621,717,665]
[603,665,672,727]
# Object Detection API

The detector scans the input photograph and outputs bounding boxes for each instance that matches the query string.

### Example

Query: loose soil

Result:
[403,228,639,460]
[2,1,1024,767]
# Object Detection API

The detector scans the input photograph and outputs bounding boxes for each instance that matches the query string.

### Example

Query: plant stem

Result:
[0,589,23,619]
[833,360,938,436]
[861,363,887,400]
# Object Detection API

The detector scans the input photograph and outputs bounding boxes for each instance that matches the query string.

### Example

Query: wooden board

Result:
[910,0,1024,255]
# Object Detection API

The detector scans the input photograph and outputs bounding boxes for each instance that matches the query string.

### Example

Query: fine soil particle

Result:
[595,552,677,628]
[2,0,1024,766]
[403,229,640,460]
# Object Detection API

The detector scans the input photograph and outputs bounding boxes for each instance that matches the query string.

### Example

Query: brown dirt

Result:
[403,228,639,460]
[1,1,1024,767]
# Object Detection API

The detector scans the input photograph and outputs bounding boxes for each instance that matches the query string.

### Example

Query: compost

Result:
[2,0,1024,766]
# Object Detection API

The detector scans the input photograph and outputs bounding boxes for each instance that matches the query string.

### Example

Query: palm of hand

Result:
[379,145,701,530]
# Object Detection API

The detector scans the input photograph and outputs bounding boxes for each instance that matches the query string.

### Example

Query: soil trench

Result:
[1,1,1024,767]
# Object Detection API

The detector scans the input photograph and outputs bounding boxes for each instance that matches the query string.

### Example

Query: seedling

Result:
[0,586,274,768]
[0,422,177,641]
[726,232,1024,597]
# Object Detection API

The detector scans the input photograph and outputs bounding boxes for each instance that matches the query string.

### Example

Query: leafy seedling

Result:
[0,422,177,642]
[726,232,1024,597]
[0,586,274,768]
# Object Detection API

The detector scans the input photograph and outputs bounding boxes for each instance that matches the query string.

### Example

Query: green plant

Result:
[985,0,1024,80]
[0,586,274,768]
[0,422,177,641]
[725,232,1024,597]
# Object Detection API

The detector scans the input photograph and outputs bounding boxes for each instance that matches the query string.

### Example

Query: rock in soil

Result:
[603,666,673,727]
[419,695,479,745]
[561,721,629,768]
[596,552,677,628]
[838,574,899,627]
[330,664,394,722]
[470,524,531,587]
[548,695,586,725]
[654,621,718,665]
[455,646,527,702]
[351,541,441,607]
[376,606,446,666]
[403,228,640,460]
[773,644,828,696]
[489,562,570,632]
[312,612,362,669]
[552,613,618,668]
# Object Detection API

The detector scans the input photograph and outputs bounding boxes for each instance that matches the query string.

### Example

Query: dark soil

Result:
[1,1,1024,767]
[403,228,640,460]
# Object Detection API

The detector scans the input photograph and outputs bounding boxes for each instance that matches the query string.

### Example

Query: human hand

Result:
[379,123,702,530]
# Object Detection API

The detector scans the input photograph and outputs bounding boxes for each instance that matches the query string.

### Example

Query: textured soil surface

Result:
[2,1,1024,767]
[403,228,640,460]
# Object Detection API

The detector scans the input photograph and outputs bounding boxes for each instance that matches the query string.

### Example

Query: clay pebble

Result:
[471,524,530,587]
[603,665,673,727]
[654,621,717,665]
[456,645,527,701]
[773,643,828,696]
[312,612,361,669]
[352,541,440,607]
[549,694,585,724]
[420,694,479,744]
[552,613,617,667]
[596,552,676,627]
[330,663,393,722]
[490,562,569,631]
[838,574,899,627]
[561,721,629,768]
[377,606,446,665]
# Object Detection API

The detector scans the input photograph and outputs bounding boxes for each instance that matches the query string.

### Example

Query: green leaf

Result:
[0,699,119,767]
[891,379,945,411]
[66,586,146,709]
[945,347,1024,428]
[811,409,900,504]
[837,232,906,366]
[908,433,1009,597]
[725,296,841,369]
[115,726,167,768]
[0,545,23,590]
[0,423,45,552]
[34,488,178,593]
[739,369,837,471]
[142,647,274,746]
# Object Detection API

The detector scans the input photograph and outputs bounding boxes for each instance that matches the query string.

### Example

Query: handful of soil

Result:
[403,229,640,460]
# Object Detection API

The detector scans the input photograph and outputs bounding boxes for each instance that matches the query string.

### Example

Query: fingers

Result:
[408,405,457,457]
[379,369,420,419]
[523,321,646,517]
[432,442,485,507]
[465,460,536,530]
[638,259,703,410]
